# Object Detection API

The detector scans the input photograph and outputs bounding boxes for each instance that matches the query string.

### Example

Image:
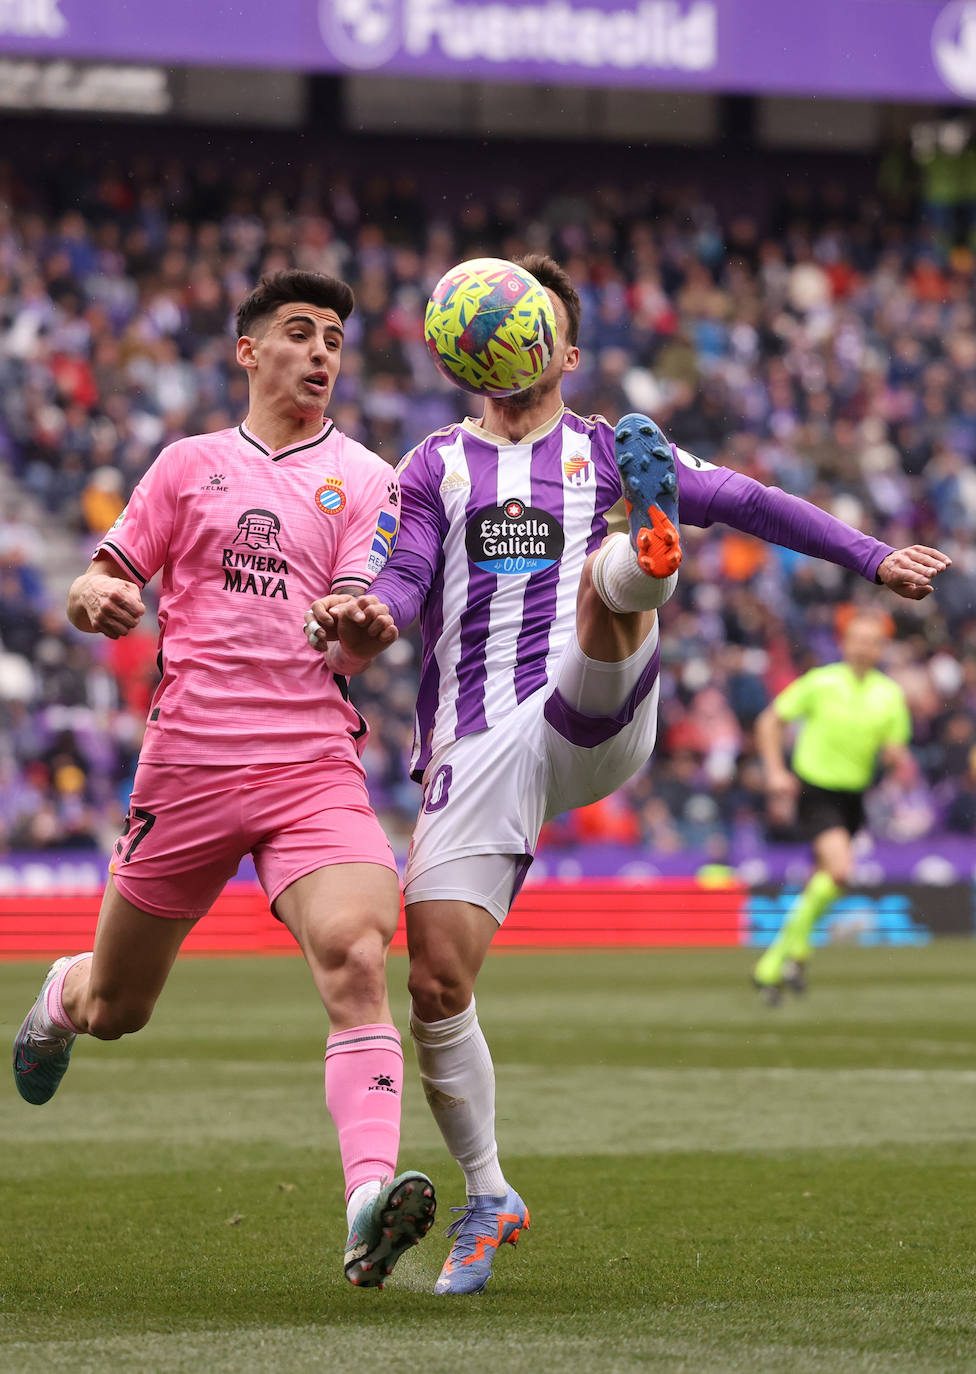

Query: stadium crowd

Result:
[0,135,974,860]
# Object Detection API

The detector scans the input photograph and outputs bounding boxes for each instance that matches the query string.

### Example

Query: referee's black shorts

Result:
[796,779,866,841]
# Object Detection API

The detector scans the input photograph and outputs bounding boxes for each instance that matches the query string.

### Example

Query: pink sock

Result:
[324,1024,404,1202]
[45,952,93,1034]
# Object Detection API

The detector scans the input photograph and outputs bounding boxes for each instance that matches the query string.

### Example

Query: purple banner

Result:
[3,835,973,891]
[530,835,976,884]
[1,0,976,102]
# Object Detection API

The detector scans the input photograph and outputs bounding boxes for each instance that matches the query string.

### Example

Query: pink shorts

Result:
[110,757,397,920]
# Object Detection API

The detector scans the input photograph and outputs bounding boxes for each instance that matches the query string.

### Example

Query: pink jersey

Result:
[96,421,400,765]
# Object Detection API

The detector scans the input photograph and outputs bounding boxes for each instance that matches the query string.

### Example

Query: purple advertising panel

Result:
[1,835,972,889]
[1,0,976,103]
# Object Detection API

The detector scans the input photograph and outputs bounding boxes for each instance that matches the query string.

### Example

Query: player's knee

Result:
[85,995,151,1040]
[818,853,852,887]
[407,960,474,1021]
[319,929,389,1003]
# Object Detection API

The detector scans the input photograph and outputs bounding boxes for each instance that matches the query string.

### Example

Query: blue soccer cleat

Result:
[344,1171,436,1288]
[613,413,682,578]
[433,1186,530,1295]
[13,957,77,1105]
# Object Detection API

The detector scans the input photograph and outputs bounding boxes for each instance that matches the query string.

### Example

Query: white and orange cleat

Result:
[433,1187,529,1295]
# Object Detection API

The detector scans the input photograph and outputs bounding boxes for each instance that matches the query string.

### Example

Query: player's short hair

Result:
[513,254,582,346]
[837,605,894,639]
[235,270,355,337]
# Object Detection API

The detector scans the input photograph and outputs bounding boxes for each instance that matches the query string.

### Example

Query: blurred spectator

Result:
[80,465,125,534]
[0,134,972,855]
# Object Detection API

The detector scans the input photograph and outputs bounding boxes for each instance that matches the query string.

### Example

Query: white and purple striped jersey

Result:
[370,407,894,781]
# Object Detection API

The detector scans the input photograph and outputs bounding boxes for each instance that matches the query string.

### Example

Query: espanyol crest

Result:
[319,0,401,70]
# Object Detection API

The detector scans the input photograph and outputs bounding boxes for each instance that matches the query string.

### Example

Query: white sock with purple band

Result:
[409,999,507,1198]
[592,532,679,613]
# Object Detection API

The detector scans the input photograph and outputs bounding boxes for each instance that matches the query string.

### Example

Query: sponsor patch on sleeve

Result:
[366,508,399,575]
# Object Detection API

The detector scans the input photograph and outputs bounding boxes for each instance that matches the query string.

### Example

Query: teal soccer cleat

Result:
[344,1171,437,1288]
[433,1187,530,1295]
[613,413,682,578]
[13,957,77,1105]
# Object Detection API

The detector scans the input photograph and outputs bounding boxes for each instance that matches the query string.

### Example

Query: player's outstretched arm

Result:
[875,546,952,600]
[304,593,398,674]
[67,555,146,638]
[678,463,953,592]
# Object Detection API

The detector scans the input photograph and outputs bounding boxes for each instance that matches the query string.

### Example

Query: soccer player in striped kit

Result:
[13,270,435,1289]
[305,254,950,1294]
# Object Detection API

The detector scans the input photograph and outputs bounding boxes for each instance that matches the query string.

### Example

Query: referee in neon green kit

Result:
[752,613,913,1004]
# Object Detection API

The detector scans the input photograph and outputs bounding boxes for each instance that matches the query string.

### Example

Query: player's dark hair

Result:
[514,254,582,346]
[235,270,355,337]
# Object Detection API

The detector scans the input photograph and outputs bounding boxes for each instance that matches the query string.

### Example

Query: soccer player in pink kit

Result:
[12,270,435,1289]
[308,254,952,1296]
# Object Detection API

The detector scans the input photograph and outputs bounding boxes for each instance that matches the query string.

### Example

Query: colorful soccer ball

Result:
[424,257,558,397]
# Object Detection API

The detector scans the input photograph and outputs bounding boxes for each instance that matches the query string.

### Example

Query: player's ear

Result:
[237,335,258,370]
[562,344,581,376]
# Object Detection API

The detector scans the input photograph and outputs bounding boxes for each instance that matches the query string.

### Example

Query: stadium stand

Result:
[0,128,973,862]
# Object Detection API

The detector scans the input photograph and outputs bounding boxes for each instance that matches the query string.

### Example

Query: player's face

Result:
[494,290,580,412]
[238,302,344,417]
[843,618,885,670]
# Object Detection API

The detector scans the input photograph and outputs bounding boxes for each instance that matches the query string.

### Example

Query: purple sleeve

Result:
[389,446,447,564]
[369,549,432,630]
[677,463,894,583]
[368,443,446,627]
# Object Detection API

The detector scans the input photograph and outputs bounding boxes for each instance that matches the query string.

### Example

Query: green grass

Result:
[3,943,976,1373]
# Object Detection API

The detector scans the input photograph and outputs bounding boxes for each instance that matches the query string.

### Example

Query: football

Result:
[424,257,558,397]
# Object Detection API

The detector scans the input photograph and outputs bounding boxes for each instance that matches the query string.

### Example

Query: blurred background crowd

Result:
[0,130,974,861]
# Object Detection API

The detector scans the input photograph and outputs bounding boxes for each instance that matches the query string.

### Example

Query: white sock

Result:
[346,1179,382,1229]
[409,999,507,1198]
[592,531,678,613]
[561,626,658,716]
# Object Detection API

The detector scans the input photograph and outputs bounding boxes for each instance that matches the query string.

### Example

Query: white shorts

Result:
[403,622,660,923]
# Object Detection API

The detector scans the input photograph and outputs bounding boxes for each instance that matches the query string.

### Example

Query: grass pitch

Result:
[2,942,976,1373]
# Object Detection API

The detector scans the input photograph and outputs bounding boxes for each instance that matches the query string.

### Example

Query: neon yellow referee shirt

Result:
[773,663,911,793]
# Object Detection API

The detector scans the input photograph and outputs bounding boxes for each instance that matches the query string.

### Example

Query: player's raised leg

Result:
[554,412,679,743]
[13,879,197,1104]
[275,862,435,1288]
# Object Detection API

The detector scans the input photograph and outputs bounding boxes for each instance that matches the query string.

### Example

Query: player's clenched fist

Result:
[72,572,145,639]
[304,593,398,672]
[303,593,354,647]
[877,545,952,600]
[765,765,799,827]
